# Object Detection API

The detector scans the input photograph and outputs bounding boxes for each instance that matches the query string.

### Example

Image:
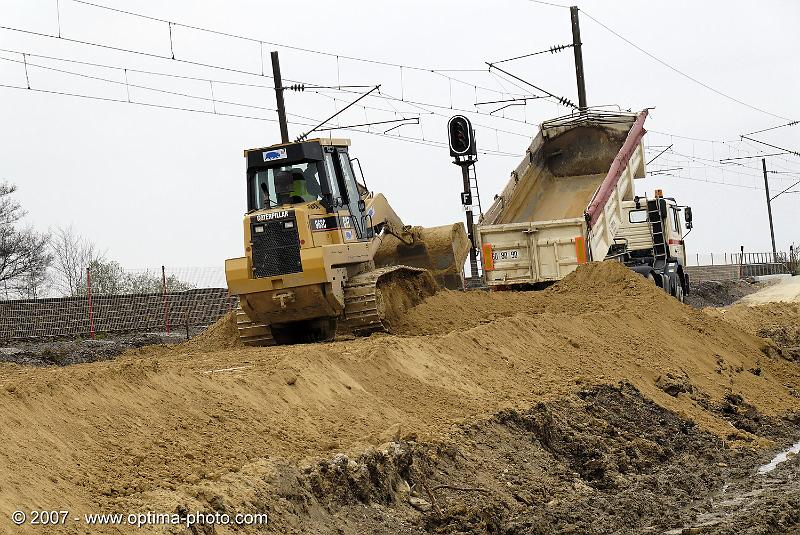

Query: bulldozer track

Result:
[235,305,275,346]
[341,265,429,336]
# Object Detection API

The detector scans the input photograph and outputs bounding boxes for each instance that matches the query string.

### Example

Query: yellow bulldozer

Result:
[225,137,470,346]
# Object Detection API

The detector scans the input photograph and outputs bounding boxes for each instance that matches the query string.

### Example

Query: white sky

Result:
[0,0,798,269]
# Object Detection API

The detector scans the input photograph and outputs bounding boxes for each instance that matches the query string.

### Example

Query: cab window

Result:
[252,162,323,209]
[628,209,648,223]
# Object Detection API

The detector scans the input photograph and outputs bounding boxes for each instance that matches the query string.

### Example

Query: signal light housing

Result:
[448,115,477,158]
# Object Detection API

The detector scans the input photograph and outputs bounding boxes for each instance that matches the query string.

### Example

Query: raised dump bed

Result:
[478,111,648,287]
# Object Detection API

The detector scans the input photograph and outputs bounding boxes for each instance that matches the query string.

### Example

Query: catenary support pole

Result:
[271,51,289,143]
[570,6,587,110]
[762,158,777,259]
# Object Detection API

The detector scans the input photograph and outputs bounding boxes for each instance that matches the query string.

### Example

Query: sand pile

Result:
[0,262,798,532]
[710,302,800,362]
[712,302,800,337]
[182,310,244,352]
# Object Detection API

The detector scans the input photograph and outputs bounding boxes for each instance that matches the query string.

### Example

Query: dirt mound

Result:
[715,302,800,337]
[684,279,770,308]
[180,384,798,534]
[377,269,437,332]
[396,261,673,335]
[712,302,800,363]
[182,310,244,352]
[1,261,799,533]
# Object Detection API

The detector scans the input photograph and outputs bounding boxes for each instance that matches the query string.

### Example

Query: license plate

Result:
[491,250,519,261]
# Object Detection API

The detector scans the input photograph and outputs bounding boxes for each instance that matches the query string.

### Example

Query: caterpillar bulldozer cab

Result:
[225,138,470,346]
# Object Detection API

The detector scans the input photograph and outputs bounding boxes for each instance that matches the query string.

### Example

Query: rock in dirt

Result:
[656,371,695,397]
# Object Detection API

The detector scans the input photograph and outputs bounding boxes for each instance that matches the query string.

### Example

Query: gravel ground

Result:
[685,279,773,309]
[0,329,205,366]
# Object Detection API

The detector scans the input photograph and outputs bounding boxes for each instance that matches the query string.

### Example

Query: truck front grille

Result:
[251,217,302,278]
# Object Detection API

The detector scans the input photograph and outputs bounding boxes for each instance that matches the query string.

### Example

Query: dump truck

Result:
[225,138,470,345]
[477,110,693,301]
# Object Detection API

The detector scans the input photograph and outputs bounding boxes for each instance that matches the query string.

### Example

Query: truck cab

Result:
[615,189,692,300]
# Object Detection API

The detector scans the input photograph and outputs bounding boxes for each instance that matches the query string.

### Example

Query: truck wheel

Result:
[674,279,685,303]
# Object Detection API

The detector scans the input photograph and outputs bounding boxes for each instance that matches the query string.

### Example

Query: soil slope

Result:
[0,262,798,534]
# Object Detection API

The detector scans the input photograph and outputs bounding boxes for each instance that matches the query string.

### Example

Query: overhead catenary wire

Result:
[320,85,537,135]
[0,81,521,158]
[0,24,316,84]
[485,62,576,108]
[740,136,800,157]
[0,46,280,90]
[650,172,778,191]
[61,0,526,98]
[0,81,301,124]
[579,9,796,122]
[16,1,798,166]
[524,0,571,9]
[742,120,800,136]
[0,54,281,115]
[0,47,500,135]
[489,44,574,65]
[0,35,541,135]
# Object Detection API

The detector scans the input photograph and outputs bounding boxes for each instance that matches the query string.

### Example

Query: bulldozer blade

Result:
[374,223,470,290]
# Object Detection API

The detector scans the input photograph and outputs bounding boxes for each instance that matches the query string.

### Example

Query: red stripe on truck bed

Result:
[585,110,649,228]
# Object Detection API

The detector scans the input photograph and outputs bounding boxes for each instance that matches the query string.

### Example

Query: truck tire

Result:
[674,278,685,303]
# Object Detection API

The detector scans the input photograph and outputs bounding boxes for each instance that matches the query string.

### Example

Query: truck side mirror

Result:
[684,206,693,229]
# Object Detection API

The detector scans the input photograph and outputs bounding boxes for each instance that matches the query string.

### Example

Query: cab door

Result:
[666,204,687,265]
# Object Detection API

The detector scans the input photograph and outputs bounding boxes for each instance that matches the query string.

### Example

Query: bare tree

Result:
[49,226,196,296]
[0,182,52,292]
[50,225,105,296]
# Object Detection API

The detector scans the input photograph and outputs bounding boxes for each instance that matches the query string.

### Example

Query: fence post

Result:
[711,252,714,265]
[87,266,95,339]
[739,245,744,279]
[162,265,170,334]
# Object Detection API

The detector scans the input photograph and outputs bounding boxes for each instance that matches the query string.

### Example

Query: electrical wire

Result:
[523,0,570,9]
[489,44,573,65]
[317,91,533,140]
[0,81,520,158]
[649,172,770,191]
[742,120,800,136]
[0,47,373,93]
[0,24,312,84]
[64,0,524,98]
[0,82,297,124]
[320,85,537,132]
[740,136,800,157]
[580,9,796,122]
[0,54,280,114]
[0,26,544,135]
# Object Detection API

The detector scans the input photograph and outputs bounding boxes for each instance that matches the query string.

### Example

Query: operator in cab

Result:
[271,166,321,206]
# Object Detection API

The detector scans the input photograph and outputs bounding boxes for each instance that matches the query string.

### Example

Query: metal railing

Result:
[687,250,796,278]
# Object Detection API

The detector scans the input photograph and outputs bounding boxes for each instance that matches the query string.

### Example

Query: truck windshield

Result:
[253,162,323,208]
